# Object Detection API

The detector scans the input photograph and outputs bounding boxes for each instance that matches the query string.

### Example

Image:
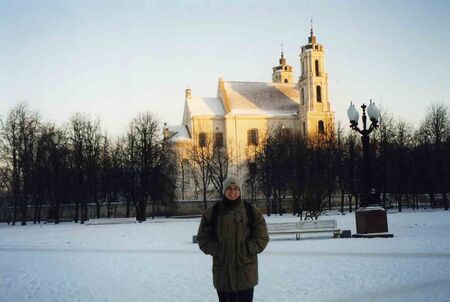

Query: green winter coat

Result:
[197,200,269,292]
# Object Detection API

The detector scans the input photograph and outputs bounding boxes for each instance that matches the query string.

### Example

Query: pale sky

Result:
[1,0,449,136]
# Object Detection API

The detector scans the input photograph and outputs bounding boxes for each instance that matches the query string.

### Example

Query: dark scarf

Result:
[222,195,242,211]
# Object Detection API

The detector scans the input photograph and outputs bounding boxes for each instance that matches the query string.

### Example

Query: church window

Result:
[247,129,259,146]
[315,60,320,76]
[214,132,223,148]
[301,88,305,105]
[318,121,325,134]
[316,85,322,103]
[199,132,207,147]
[181,158,189,174]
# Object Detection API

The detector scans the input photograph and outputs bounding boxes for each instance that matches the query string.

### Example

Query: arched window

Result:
[284,79,288,83]
[301,88,305,105]
[302,122,306,136]
[214,132,223,148]
[316,85,322,103]
[247,129,259,146]
[315,60,320,76]
[318,121,325,134]
[198,132,207,147]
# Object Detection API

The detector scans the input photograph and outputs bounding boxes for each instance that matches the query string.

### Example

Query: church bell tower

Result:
[272,49,294,84]
[298,26,334,136]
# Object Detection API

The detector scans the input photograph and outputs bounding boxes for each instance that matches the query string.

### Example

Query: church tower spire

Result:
[308,19,317,44]
[298,26,334,136]
[272,44,294,84]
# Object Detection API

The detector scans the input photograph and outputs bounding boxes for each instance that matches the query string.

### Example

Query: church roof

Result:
[222,81,299,116]
[166,125,191,142]
[186,96,226,117]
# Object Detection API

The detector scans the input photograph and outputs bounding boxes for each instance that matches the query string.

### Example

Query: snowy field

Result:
[1,209,450,302]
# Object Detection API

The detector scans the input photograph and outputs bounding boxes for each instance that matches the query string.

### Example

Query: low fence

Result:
[0,193,447,223]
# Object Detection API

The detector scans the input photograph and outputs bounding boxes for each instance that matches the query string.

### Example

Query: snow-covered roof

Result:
[186,96,225,117]
[166,125,191,142]
[223,81,299,116]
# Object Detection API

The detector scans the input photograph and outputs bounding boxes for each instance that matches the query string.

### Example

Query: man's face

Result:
[224,185,240,201]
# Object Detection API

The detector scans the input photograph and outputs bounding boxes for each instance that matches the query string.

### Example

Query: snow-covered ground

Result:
[1,209,449,302]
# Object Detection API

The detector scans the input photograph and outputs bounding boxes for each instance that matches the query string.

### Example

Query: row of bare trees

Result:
[0,104,177,225]
[244,126,337,219]
[1,103,448,224]
[372,104,450,211]
[181,135,232,209]
[243,103,450,219]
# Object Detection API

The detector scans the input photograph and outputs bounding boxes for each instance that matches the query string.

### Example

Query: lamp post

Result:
[347,101,393,238]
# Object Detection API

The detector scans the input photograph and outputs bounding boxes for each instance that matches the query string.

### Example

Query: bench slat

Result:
[267,219,340,240]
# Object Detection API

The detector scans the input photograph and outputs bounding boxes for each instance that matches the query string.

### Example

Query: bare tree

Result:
[373,109,395,208]
[209,146,231,200]
[0,104,39,225]
[123,126,138,218]
[49,127,71,224]
[285,131,308,217]
[344,131,361,212]
[419,103,450,210]
[84,119,102,220]
[301,133,335,220]
[391,120,414,211]
[186,133,214,210]
[129,113,176,221]
[334,122,346,214]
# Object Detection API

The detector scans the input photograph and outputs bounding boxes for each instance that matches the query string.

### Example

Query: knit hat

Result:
[222,175,241,194]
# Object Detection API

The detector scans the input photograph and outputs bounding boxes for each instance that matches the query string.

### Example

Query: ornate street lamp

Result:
[347,100,393,238]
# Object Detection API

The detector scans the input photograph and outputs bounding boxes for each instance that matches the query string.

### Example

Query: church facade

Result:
[165,29,335,200]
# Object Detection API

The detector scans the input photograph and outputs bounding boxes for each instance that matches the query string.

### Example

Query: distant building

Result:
[165,28,335,200]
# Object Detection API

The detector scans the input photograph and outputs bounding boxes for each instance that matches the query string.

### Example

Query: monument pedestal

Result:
[353,206,393,238]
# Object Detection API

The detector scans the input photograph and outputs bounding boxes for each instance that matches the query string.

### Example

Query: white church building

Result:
[165,28,335,200]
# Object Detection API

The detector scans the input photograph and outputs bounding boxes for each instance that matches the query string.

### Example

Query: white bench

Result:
[267,219,340,240]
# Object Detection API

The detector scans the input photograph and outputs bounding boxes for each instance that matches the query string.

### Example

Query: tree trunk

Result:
[429,193,435,208]
[38,203,42,224]
[34,197,39,224]
[126,197,131,218]
[21,195,27,226]
[266,199,271,217]
[96,203,101,219]
[444,192,448,211]
[152,201,155,219]
[74,200,79,223]
[328,195,331,211]
[348,195,353,213]
[55,200,61,224]
[203,189,207,210]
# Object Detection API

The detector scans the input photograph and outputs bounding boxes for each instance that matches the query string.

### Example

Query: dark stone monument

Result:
[353,206,393,238]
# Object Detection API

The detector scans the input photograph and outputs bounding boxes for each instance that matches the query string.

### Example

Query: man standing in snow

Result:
[197,175,269,302]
